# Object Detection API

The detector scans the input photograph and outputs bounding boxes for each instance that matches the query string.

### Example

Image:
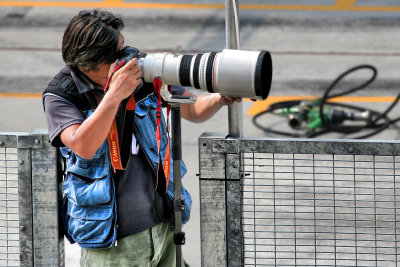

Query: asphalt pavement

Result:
[1,1,400,266]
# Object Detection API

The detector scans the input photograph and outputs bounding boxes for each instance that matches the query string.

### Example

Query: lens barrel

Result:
[136,48,272,100]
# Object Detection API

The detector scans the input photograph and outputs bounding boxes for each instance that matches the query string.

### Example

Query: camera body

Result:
[117,46,146,66]
[118,46,273,100]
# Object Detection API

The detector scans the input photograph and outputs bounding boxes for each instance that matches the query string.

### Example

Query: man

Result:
[43,9,239,266]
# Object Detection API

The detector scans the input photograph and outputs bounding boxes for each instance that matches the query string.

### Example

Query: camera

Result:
[118,46,273,100]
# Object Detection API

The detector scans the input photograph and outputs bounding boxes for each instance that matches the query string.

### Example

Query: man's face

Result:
[81,33,125,88]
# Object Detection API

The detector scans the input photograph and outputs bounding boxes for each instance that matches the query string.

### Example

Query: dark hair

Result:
[62,9,124,72]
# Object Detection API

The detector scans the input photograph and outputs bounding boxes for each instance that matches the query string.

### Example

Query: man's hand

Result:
[217,95,242,105]
[60,58,143,159]
[108,58,143,101]
[180,92,242,123]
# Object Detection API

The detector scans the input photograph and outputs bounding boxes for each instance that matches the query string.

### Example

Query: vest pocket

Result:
[60,125,116,247]
[63,144,111,206]
[63,172,111,206]
[66,200,113,243]
[63,161,114,245]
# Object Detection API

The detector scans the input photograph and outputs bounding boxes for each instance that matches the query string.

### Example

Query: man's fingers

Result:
[135,71,143,81]
[122,57,138,70]
[219,95,242,105]
[115,58,142,79]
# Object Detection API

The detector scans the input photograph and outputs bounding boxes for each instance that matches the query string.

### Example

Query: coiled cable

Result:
[253,65,400,139]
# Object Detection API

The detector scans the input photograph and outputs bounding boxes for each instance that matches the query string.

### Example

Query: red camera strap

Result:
[99,63,170,191]
[153,77,171,192]
[101,60,136,172]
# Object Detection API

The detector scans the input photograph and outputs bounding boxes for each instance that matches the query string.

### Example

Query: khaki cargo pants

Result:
[80,222,188,267]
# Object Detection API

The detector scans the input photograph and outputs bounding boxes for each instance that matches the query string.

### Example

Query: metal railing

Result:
[199,133,400,267]
[0,131,63,267]
[2,131,400,266]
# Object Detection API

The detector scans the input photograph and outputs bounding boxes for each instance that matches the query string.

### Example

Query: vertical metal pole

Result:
[31,134,64,267]
[171,105,184,267]
[225,153,243,266]
[226,0,243,137]
[16,132,64,266]
[225,3,243,265]
[18,147,34,266]
[199,133,229,267]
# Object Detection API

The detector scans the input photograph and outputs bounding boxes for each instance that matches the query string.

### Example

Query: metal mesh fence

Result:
[0,147,19,267]
[242,152,400,266]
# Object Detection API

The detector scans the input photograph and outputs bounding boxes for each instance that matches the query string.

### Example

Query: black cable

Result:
[319,65,400,138]
[253,105,304,137]
[252,64,400,139]
[319,65,377,132]
[253,100,303,137]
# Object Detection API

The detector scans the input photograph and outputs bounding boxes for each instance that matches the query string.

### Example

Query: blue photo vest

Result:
[61,94,192,249]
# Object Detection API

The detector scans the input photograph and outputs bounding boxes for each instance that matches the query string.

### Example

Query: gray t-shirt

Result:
[44,82,185,238]
[44,85,185,146]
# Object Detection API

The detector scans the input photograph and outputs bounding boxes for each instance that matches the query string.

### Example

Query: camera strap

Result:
[153,77,171,192]
[100,62,171,191]
[100,59,136,172]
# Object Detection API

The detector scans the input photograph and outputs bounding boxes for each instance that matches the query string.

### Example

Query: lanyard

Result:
[101,63,171,192]
[102,60,137,172]
[153,77,171,192]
